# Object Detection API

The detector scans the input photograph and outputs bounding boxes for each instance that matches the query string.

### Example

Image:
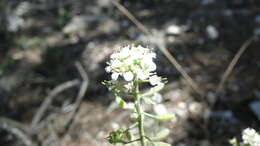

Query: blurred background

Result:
[0,0,260,146]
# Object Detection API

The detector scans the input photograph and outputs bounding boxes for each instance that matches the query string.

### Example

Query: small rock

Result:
[249,101,260,121]
[206,25,219,40]
[7,14,25,32]
[171,102,189,119]
[207,91,217,105]
[63,15,99,34]
[166,24,183,35]
[153,104,168,115]
[111,122,120,130]
[97,131,106,139]
[188,102,203,116]
[63,16,88,34]
[164,89,182,102]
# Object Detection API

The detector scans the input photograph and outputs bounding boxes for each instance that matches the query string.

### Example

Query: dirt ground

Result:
[0,0,260,146]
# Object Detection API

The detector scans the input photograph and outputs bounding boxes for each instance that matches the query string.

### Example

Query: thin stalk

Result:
[134,80,146,146]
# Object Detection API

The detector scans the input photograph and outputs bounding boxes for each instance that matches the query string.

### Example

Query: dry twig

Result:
[31,79,80,129]
[0,117,37,146]
[61,61,89,133]
[216,37,254,94]
[48,124,61,146]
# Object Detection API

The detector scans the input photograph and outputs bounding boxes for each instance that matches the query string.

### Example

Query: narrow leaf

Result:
[115,96,128,109]
[155,114,176,121]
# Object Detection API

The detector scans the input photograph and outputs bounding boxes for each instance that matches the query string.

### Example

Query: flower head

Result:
[242,128,260,146]
[105,45,163,86]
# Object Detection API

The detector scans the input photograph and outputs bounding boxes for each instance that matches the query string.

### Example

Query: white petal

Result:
[136,69,149,80]
[111,53,119,59]
[105,66,111,72]
[123,71,134,81]
[111,60,121,68]
[149,75,161,86]
[111,72,119,80]
[148,62,156,71]
[141,57,156,71]
[149,52,156,58]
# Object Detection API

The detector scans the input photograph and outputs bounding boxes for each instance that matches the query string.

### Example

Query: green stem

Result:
[134,80,146,146]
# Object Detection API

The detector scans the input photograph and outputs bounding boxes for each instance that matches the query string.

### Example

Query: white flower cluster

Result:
[105,45,163,86]
[242,128,260,146]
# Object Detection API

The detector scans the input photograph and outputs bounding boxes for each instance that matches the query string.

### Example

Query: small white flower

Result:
[242,128,260,146]
[149,75,162,86]
[123,71,134,81]
[105,45,163,83]
[112,72,119,80]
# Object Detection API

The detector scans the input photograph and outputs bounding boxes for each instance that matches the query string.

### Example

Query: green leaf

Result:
[154,114,176,121]
[107,130,125,144]
[125,130,133,141]
[151,141,171,146]
[143,112,176,121]
[115,96,128,109]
